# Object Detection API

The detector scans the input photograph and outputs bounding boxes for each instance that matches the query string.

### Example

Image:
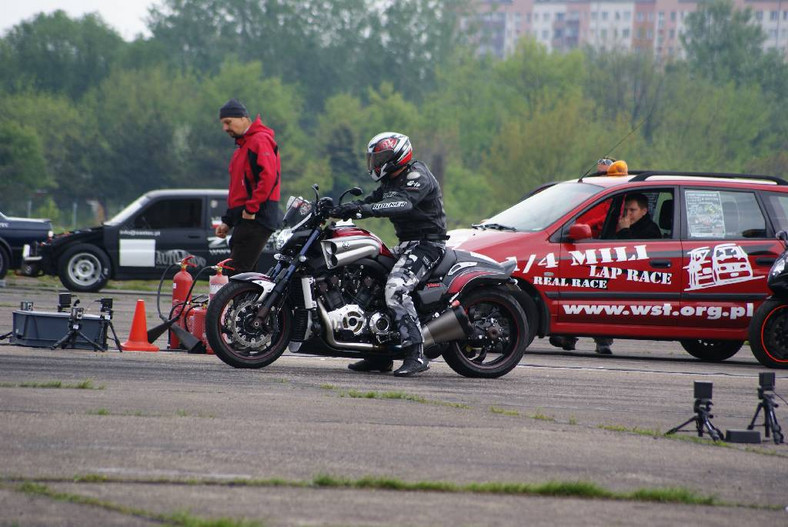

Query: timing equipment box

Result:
[11,310,108,350]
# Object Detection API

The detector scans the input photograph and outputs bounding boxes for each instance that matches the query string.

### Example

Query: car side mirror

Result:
[567,223,592,241]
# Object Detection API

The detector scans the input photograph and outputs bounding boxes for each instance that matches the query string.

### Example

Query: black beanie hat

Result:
[219,99,249,119]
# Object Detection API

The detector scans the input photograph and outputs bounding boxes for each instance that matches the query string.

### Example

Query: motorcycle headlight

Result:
[770,257,786,278]
[273,228,293,251]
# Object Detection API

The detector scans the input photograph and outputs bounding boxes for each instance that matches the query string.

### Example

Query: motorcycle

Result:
[205,185,529,378]
[749,230,788,369]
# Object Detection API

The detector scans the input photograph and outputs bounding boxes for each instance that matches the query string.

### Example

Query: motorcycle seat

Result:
[428,249,458,280]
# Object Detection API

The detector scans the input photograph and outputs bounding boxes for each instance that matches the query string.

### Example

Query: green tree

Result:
[0,122,51,212]
[0,11,125,99]
[681,0,767,85]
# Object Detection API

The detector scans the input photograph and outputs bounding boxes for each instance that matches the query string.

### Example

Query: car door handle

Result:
[650,259,671,268]
[755,257,776,266]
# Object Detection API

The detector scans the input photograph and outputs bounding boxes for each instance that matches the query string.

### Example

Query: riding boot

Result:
[393,344,429,377]
[348,358,394,373]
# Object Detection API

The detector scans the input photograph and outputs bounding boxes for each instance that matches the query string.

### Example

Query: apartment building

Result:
[475,0,788,60]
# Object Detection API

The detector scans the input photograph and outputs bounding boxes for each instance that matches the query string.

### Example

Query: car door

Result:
[118,196,207,276]
[206,193,232,265]
[555,188,683,334]
[679,187,779,334]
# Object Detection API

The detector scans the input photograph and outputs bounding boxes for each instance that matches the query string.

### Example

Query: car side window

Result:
[762,192,788,233]
[132,199,203,230]
[595,189,672,240]
[684,190,766,239]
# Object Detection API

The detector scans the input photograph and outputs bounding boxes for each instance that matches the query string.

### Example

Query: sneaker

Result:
[549,336,578,351]
[348,358,394,372]
[595,344,613,355]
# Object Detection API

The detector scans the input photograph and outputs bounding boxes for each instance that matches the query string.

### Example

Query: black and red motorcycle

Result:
[205,185,529,378]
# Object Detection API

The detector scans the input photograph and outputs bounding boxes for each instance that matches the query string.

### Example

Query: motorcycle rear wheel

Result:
[206,281,292,369]
[748,299,788,369]
[442,287,528,378]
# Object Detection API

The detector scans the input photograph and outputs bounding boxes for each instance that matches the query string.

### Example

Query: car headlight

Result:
[273,228,294,251]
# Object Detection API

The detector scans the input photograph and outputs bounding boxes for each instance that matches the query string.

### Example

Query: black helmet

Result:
[366,132,413,181]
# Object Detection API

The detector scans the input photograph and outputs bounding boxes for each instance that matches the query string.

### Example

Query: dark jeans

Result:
[229,220,273,273]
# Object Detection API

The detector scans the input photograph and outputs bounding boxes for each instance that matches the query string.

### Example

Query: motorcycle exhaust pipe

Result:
[422,305,471,348]
[329,246,379,268]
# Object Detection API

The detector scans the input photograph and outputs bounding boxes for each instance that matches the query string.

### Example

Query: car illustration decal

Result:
[684,243,762,291]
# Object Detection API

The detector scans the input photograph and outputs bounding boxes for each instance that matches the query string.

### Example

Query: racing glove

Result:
[330,202,363,220]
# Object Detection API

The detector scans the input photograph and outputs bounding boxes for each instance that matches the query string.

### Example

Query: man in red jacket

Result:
[215,99,281,273]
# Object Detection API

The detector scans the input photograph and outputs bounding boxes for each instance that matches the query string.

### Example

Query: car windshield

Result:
[105,195,151,226]
[479,181,603,232]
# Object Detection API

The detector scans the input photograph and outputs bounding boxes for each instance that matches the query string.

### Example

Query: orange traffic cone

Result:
[121,299,159,352]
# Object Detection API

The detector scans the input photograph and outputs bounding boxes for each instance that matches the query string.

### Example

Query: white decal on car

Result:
[684,243,762,291]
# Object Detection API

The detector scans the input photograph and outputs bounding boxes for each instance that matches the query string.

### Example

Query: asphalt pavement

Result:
[0,276,786,526]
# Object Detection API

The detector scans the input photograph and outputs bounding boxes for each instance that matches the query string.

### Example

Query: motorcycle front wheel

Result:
[205,281,292,369]
[748,298,788,369]
[442,287,528,378]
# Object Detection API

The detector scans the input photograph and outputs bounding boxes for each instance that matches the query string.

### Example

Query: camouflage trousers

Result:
[385,240,445,347]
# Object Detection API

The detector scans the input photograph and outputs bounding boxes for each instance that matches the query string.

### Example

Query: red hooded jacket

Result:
[222,116,281,231]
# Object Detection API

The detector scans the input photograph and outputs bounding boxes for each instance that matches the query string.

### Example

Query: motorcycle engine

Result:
[316,267,394,343]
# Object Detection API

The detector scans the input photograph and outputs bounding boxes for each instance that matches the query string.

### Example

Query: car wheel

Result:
[57,244,111,292]
[680,339,743,362]
[0,245,9,279]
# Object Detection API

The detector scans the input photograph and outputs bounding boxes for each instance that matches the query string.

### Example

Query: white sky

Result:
[0,0,159,41]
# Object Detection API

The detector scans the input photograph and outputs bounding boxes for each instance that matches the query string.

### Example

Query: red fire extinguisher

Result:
[196,259,234,354]
[186,304,209,354]
[209,258,233,300]
[170,255,195,349]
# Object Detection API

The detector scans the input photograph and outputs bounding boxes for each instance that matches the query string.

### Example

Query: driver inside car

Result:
[329,132,448,377]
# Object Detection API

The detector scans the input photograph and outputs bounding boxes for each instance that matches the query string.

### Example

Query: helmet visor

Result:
[367,149,395,174]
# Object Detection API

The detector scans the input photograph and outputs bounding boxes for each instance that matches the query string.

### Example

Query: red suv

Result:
[450,171,788,367]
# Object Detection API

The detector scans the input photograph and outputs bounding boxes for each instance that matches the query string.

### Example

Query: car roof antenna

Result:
[580,77,664,179]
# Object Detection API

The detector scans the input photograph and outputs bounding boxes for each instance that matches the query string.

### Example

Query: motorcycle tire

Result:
[748,298,788,369]
[442,287,528,378]
[679,339,743,362]
[205,281,292,369]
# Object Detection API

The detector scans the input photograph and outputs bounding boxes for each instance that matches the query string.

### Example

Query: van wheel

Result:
[680,339,743,362]
[58,244,111,292]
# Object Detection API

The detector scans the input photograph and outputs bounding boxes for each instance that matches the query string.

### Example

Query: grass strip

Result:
[5,473,733,509]
[13,481,263,527]
[1,379,104,390]
[338,389,470,409]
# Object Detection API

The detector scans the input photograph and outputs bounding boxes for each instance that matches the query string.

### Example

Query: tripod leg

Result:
[50,330,76,350]
[667,416,697,435]
[106,321,123,352]
[76,330,105,352]
[701,415,723,441]
[747,404,763,431]
[765,406,784,444]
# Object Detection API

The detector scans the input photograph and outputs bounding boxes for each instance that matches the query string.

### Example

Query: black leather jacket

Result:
[357,161,447,242]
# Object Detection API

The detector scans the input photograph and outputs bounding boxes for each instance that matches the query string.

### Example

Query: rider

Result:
[329,132,448,377]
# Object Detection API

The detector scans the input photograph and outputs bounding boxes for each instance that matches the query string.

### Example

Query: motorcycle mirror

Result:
[350,187,363,196]
[312,184,320,201]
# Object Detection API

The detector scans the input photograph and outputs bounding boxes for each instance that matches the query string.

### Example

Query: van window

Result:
[133,199,202,230]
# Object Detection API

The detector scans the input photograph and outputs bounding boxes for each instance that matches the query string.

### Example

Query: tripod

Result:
[50,307,114,352]
[667,397,724,441]
[747,387,784,445]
